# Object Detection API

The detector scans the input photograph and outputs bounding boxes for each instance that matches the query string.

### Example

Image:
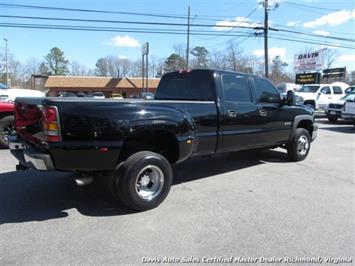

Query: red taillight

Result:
[42,106,61,142]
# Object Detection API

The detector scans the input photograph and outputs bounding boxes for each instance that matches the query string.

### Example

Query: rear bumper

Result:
[324,109,342,118]
[9,136,54,171]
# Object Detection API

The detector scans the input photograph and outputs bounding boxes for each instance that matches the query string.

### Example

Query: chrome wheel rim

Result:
[297,135,309,156]
[135,165,164,201]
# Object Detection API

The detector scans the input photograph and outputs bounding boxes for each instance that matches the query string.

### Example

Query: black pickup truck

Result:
[9,69,318,211]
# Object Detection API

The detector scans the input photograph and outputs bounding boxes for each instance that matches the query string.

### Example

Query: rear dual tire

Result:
[110,151,172,211]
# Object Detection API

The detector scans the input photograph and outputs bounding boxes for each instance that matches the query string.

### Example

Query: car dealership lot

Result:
[0,119,354,265]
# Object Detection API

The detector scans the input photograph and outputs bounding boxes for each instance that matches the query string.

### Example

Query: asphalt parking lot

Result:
[0,117,354,265]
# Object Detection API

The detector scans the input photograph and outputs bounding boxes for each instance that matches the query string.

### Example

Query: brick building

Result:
[45,76,160,98]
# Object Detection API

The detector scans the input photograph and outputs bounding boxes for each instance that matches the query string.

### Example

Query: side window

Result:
[222,74,251,103]
[254,78,280,104]
[333,86,343,94]
[320,86,331,94]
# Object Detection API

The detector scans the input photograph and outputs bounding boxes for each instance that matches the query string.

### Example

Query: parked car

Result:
[9,69,318,211]
[140,92,154,100]
[58,91,77,97]
[112,93,124,99]
[296,83,348,109]
[345,86,355,94]
[76,92,87,97]
[92,92,105,99]
[0,101,15,148]
[341,98,355,125]
[325,92,355,122]
[277,83,301,93]
[0,88,45,102]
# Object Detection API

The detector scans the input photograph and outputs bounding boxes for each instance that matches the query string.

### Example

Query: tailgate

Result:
[15,97,45,144]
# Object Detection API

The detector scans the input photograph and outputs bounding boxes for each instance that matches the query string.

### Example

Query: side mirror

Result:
[286,90,295,106]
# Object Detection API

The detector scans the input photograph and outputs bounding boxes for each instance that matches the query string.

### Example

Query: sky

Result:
[0,0,355,74]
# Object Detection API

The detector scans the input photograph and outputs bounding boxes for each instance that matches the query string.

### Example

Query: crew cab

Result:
[9,70,318,211]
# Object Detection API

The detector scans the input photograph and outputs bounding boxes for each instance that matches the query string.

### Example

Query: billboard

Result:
[322,67,346,79]
[294,50,324,72]
[295,73,321,84]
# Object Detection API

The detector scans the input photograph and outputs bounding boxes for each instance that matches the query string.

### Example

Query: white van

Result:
[0,89,45,102]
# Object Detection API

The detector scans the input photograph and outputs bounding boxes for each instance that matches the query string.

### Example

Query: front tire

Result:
[287,128,311,162]
[111,151,172,211]
[0,115,15,148]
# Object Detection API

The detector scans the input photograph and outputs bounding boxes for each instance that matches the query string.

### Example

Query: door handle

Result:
[227,110,237,117]
[259,109,267,116]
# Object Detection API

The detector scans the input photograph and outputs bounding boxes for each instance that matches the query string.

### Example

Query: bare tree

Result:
[173,44,186,62]
[70,61,93,76]
[117,58,131,77]
[323,48,339,69]
[224,41,244,71]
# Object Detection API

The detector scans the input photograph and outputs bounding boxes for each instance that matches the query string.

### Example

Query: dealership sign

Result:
[295,73,321,84]
[294,50,324,72]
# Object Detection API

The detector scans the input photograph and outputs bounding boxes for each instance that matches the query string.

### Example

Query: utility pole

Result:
[264,0,269,78]
[3,38,9,87]
[186,5,190,69]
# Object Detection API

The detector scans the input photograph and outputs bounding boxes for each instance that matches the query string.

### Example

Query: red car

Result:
[0,101,15,148]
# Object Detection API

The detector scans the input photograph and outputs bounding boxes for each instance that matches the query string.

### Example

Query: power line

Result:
[0,15,258,30]
[0,2,260,23]
[2,14,354,44]
[282,1,346,12]
[0,22,256,37]
[1,21,354,50]
[0,3,188,20]
[274,24,355,38]
[269,34,355,50]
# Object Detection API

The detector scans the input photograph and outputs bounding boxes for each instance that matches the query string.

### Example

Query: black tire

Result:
[327,117,338,122]
[111,151,172,211]
[287,128,311,162]
[0,115,15,148]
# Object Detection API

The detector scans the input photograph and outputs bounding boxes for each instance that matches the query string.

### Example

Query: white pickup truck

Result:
[342,100,355,125]
[295,82,348,110]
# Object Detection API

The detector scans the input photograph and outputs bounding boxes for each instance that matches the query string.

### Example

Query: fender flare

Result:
[289,115,314,142]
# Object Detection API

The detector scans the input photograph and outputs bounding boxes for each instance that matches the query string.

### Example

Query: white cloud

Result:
[252,47,287,59]
[336,54,355,63]
[313,30,330,36]
[286,21,299,27]
[118,55,129,59]
[214,16,262,31]
[303,9,355,28]
[104,35,140,48]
